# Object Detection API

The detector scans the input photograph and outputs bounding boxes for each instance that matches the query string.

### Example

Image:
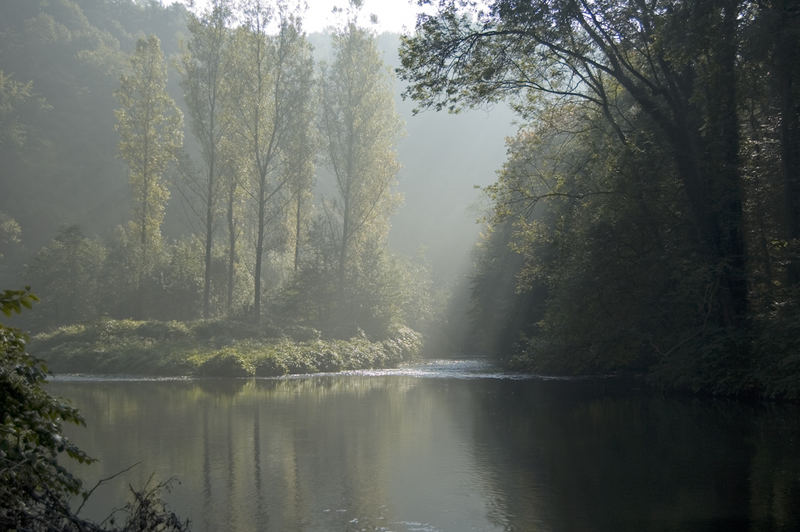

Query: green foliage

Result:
[190,317,258,341]
[92,231,234,324]
[96,225,145,319]
[280,228,436,340]
[154,239,205,321]
[0,0,439,343]
[0,69,48,149]
[26,226,107,326]
[0,211,22,262]
[0,286,39,317]
[646,328,757,397]
[0,212,24,285]
[32,317,422,378]
[469,101,693,374]
[274,23,410,337]
[178,0,233,320]
[0,294,91,516]
[751,295,800,400]
[198,350,255,377]
[0,0,128,252]
[398,0,800,397]
[1,289,191,530]
[109,477,189,532]
[223,4,316,322]
[319,22,403,270]
[1,299,92,527]
[115,34,183,304]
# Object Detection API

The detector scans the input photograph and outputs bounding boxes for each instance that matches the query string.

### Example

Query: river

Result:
[49,360,800,531]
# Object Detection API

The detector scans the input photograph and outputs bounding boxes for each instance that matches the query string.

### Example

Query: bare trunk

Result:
[203,153,215,319]
[294,193,301,271]
[138,134,150,320]
[254,177,266,323]
[226,182,236,314]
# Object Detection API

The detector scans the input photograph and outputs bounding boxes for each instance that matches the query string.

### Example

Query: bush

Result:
[197,350,255,377]
[1,288,189,530]
[255,355,289,377]
[110,477,189,531]
[313,348,343,372]
[1,300,94,529]
[647,328,757,396]
[32,317,422,378]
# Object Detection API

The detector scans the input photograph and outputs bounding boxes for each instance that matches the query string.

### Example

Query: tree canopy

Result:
[399,0,800,396]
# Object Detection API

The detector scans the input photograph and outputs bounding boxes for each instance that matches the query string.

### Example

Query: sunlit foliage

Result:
[115,34,183,317]
[1,289,191,530]
[316,22,403,335]
[224,2,315,322]
[177,0,232,320]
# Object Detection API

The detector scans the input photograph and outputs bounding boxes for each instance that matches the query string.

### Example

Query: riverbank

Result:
[31,318,423,377]
[504,332,800,402]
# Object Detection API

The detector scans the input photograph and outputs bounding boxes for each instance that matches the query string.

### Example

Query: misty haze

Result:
[1,0,799,531]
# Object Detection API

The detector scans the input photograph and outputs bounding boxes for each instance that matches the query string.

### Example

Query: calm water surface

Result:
[49,360,800,531]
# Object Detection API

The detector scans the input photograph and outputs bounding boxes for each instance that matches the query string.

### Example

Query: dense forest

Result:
[2,0,800,398]
[400,0,800,398]
[0,0,515,346]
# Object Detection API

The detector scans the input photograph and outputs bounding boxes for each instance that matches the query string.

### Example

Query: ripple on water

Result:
[48,374,193,382]
[339,359,550,381]
[48,359,590,382]
[389,521,442,532]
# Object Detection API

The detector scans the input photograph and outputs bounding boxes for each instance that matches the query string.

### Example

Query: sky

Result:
[167,0,430,34]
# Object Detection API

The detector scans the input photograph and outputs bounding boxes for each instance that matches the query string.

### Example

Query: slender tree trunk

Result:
[138,142,150,320]
[334,191,352,334]
[338,200,349,288]
[294,193,301,271]
[336,116,355,330]
[254,176,266,323]
[226,181,236,314]
[203,151,215,319]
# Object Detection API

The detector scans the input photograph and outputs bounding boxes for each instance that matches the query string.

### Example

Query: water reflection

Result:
[50,366,800,531]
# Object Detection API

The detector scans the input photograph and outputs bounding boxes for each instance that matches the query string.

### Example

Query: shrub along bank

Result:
[32,319,422,377]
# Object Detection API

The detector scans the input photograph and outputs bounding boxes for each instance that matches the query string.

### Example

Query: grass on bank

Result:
[31,318,423,377]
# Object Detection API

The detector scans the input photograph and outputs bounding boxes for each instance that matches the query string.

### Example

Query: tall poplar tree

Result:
[228,1,313,322]
[179,0,231,319]
[320,22,402,317]
[115,35,182,316]
[285,53,316,273]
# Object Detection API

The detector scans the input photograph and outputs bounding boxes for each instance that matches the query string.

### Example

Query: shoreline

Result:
[32,318,423,378]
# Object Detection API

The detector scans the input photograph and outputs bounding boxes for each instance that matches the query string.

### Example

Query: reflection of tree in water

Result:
[749,409,800,528]
[194,378,248,396]
[54,377,424,529]
[195,377,400,530]
[52,377,800,531]
[463,379,800,531]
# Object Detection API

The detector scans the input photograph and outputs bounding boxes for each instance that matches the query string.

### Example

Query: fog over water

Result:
[4,1,800,530]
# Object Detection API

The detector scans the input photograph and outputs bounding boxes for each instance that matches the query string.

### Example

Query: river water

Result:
[49,360,800,531]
